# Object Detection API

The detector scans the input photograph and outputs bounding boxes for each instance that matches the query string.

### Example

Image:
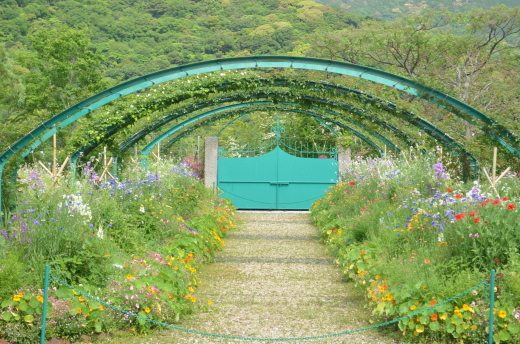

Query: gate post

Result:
[204,137,218,191]
[338,146,351,181]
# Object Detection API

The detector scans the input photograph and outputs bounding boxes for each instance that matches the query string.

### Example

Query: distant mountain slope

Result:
[313,0,519,20]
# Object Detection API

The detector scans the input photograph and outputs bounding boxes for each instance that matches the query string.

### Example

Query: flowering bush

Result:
[0,161,237,342]
[311,153,520,343]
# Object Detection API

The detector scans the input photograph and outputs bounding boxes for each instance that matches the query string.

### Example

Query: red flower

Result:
[430,314,438,321]
[507,204,515,210]
[469,211,476,217]
[447,188,453,192]
[492,199,501,205]
[454,194,463,199]
[502,197,509,201]
[424,259,431,264]
[455,214,465,220]
[349,182,356,185]
[474,217,481,224]
[430,300,437,306]
[494,258,500,264]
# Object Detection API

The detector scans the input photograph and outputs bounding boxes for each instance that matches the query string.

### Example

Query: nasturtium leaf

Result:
[1,311,12,321]
[415,324,425,333]
[508,324,520,334]
[429,321,440,331]
[499,330,511,341]
[24,314,34,322]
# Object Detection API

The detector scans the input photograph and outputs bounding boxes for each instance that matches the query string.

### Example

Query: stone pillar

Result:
[204,137,218,189]
[338,146,351,181]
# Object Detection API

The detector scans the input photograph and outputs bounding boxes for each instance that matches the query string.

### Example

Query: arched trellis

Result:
[70,79,425,165]
[136,102,391,169]
[119,93,476,174]
[67,77,478,170]
[135,102,401,162]
[1,56,517,216]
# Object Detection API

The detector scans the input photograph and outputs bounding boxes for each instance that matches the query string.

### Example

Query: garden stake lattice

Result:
[482,147,511,199]
[40,264,497,342]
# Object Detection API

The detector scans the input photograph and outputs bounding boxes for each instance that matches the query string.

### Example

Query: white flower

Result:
[97,227,104,239]
[140,206,145,213]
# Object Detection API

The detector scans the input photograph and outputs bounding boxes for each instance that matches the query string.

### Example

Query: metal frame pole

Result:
[488,269,496,344]
[40,265,50,344]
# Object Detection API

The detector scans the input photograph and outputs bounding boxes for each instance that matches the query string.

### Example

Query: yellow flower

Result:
[99,305,105,311]
[188,287,195,293]
[145,307,151,313]
[498,310,507,318]
[36,295,44,303]
[410,305,417,311]
[126,274,134,280]
[207,300,213,306]
[78,296,85,302]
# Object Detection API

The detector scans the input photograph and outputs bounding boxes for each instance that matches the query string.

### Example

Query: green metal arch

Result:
[136,102,393,168]
[1,56,515,216]
[71,82,416,166]
[139,102,400,162]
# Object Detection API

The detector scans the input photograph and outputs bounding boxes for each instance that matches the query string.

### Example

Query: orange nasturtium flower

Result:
[430,300,437,307]
[430,314,438,321]
[424,259,431,264]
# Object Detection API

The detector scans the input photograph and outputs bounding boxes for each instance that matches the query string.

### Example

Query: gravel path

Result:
[108,212,399,344]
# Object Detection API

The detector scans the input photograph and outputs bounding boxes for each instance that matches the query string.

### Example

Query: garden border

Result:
[39,266,497,343]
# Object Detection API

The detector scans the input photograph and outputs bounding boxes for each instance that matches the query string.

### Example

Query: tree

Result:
[309,6,520,140]
[19,25,107,122]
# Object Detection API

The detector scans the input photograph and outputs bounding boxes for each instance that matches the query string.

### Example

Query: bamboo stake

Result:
[99,157,114,181]
[37,161,53,176]
[52,156,70,187]
[52,134,57,178]
[492,147,497,182]
[482,168,501,199]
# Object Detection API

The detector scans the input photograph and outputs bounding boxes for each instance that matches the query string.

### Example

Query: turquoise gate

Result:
[217,126,338,210]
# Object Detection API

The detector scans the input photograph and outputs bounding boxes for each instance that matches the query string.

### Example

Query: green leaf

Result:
[499,329,511,341]
[24,314,34,323]
[95,321,102,333]
[429,321,440,331]
[18,300,28,311]
[1,299,13,308]
[508,324,520,334]
[1,311,12,321]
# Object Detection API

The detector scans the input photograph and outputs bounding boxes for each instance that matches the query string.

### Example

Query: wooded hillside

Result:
[314,0,520,20]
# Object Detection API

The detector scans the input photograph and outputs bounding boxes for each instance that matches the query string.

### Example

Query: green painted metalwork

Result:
[218,146,338,210]
[2,56,516,217]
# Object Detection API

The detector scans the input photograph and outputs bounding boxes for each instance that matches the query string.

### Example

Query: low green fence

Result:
[40,265,497,343]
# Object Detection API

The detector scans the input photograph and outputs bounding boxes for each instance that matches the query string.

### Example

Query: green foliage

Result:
[311,152,520,342]
[0,161,237,341]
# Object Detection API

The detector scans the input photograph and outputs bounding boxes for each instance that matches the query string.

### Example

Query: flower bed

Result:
[0,161,236,343]
[311,155,520,343]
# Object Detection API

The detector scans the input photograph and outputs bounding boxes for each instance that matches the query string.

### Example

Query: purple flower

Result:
[433,161,448,179]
